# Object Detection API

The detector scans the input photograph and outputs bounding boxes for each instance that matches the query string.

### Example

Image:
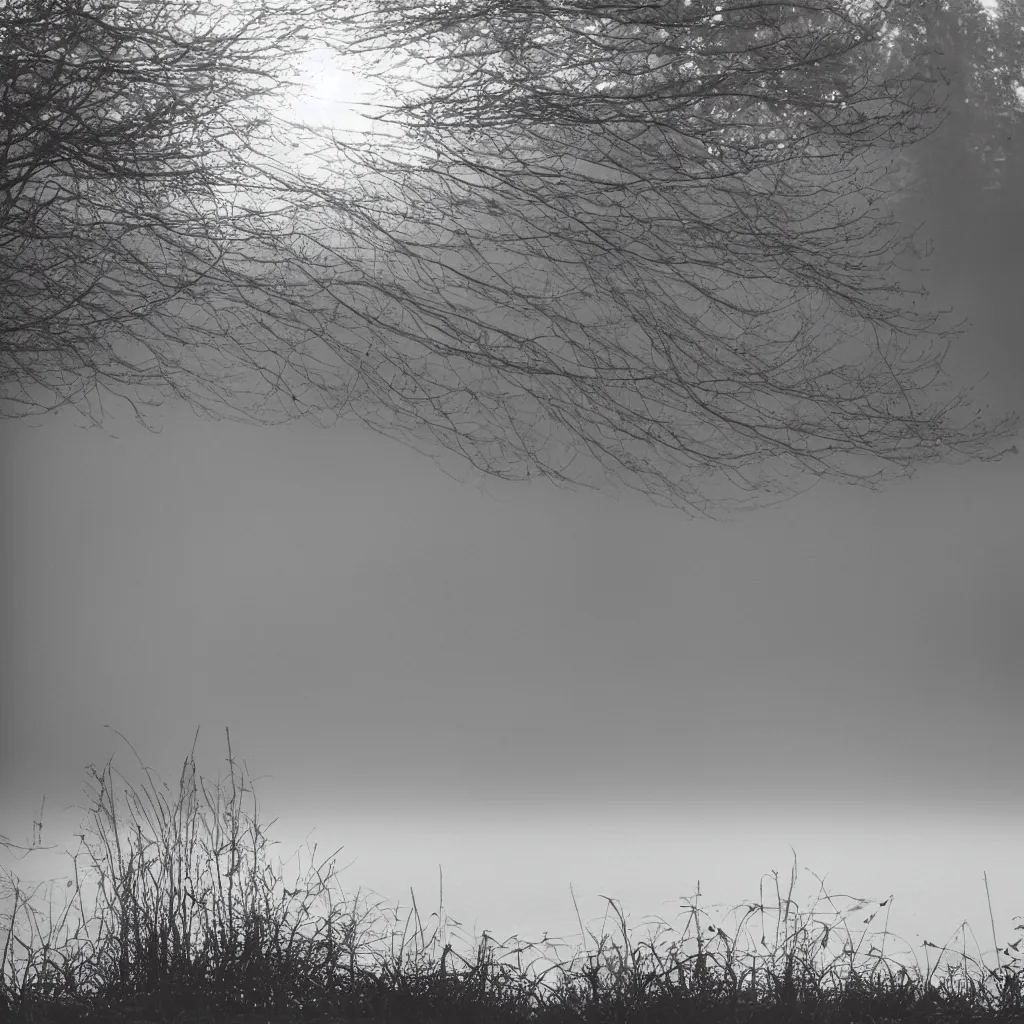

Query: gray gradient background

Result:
[2,42,1024,994]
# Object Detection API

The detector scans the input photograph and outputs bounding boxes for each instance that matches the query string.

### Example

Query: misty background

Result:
[2,0,1024,995]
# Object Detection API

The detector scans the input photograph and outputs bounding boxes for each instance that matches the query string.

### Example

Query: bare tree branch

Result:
[1,0,1018,518]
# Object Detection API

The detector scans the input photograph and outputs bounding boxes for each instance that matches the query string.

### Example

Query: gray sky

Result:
[2,33,1024,1002]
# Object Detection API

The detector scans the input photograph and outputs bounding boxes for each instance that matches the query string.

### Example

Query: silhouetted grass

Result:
[2,727,1021,1024]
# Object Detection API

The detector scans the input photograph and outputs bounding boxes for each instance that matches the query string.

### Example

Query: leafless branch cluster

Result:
[2,0,1017,516]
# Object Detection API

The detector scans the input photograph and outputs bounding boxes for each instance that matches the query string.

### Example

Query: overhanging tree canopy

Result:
[1,0,1018,517]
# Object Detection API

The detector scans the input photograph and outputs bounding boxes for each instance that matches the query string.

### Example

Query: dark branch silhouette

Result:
[2,0,1018,517]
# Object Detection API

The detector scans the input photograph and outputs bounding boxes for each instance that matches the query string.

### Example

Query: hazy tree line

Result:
[1,0,1019,516]
[873,0,1024,278]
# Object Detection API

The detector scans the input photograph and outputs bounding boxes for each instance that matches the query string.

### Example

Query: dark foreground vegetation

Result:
[3,729,1022,1024]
